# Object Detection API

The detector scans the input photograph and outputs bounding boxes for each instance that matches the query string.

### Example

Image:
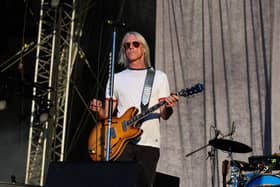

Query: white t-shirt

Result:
[106,68,170,148]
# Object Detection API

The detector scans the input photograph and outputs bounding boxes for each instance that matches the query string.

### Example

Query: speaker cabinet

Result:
[45,161,138,187]
[0,183,40,187]
[154,172,180,187]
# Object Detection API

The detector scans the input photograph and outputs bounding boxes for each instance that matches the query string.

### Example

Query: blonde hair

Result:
[118,31,151,67]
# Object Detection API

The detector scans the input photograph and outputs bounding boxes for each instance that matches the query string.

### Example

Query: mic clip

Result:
[106,19,127,27]
[211,125,223,139]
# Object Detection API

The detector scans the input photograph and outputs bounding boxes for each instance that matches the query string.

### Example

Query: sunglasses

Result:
[123,41,141,49]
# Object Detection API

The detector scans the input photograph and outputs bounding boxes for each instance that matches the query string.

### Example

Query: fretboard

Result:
[125,100,166,126]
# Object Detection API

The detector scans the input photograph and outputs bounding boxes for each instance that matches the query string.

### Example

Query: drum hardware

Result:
[259,165,272,174]
[185,123,254,187]
[227,160,256,187]
[224,155,280,187]
[227,165,240,187]
[217,149,280,186]
[248,155,280,171]
[208,138,253,187]
[222,160,230,187]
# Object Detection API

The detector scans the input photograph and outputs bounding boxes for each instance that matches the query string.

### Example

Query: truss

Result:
[24,0,93,185]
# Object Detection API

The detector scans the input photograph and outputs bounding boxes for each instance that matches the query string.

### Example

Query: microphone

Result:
[211,125,223,138]
[106,19,127,27]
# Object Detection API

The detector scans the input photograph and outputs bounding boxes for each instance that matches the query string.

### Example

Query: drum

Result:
[245,174,280,187]
[239,172,255,186]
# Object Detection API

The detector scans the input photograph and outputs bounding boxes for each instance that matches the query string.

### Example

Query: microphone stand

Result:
[185,127,220,158]
[184,141,215,187]
[105,26,117,161]
[185,144,210,158]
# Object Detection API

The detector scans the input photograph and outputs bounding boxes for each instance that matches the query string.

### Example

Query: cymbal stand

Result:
[185,141,218,187]
[227,150,239,187]
[185,144,209,157]
[209,147,217,187]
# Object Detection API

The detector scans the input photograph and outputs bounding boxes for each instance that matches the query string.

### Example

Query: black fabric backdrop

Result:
[0,0,156,183]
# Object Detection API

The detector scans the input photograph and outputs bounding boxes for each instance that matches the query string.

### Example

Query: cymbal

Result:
[209,139,252,153]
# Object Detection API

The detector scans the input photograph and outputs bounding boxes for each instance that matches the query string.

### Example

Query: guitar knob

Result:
[88,148,96,154]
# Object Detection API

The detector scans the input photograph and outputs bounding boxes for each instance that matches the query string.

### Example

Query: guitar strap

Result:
[140,67,155,112]
[130,67,155,144]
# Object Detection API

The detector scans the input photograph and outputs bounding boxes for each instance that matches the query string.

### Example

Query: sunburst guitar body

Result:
[88,83,204,161]
[88,107,142,161]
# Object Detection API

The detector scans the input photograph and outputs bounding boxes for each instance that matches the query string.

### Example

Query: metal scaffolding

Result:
[24,0,93,185]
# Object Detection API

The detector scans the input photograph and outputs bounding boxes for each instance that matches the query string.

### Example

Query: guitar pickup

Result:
[111,128,116,138]
[122,121,128,131]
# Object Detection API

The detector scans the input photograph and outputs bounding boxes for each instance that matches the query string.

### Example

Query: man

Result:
[90,31,179,187]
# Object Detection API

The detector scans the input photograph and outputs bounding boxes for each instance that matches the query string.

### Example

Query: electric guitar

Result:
[88,83,204,161]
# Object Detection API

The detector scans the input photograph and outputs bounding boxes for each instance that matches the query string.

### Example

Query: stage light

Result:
[39,105,50,123]
[0,99,7,111]
[51,0,60,7]
[0,81,8,111]
[33,99,51,123]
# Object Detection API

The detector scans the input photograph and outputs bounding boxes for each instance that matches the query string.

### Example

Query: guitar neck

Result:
[123,83,204,126]
[126,100,166,125]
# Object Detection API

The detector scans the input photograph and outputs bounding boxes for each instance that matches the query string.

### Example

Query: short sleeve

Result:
[156,71,170,100]
[105,79,118,101]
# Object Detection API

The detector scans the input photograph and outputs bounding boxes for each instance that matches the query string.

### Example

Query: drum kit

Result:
[208,138,280,187]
